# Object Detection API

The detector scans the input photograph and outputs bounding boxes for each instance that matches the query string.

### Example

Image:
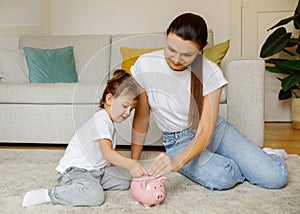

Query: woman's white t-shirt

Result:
[130,50,228,132]
[56,109,116,173]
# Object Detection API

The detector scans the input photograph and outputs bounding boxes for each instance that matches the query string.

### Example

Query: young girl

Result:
[23,69,147,207]
[131,13,288,190]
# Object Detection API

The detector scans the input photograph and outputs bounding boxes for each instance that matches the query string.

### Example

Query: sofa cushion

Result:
[19,35,111,84]
[0,82,104,104]
[0,49,29,82]
[203,40,230,66]
[120,46,163,73]
[23,46,78,83]
[110,33,167,74]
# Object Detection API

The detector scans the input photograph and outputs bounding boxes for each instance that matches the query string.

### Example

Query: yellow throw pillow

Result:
[120,47,163,74]
[203,39,230,66]
[120,40,230,73]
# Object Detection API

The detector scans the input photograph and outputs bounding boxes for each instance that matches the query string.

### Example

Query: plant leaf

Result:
[286,38,298,47]
[294,0,300,29]
[280,74,300,91]
[276,60,300,73]
[266,66,293,74]
[260,27,292,58]
[297,36,300,54]
[265,58,288,64]
[268,14,300,30]
[278,88,292,100]
[297,45,300,54]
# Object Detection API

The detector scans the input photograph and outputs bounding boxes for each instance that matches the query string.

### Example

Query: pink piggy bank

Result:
[130,175,167,209]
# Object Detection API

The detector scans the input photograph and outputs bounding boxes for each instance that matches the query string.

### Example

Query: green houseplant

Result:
[260,0,300,128]
[260,0,300,100]
[260,0,300,129]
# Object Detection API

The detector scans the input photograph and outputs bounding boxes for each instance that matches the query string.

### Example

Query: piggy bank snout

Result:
[154,191,165,201]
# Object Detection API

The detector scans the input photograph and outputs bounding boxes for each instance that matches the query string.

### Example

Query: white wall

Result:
[0,0,231,49]
[0,0,49,49]
[50,0,231,44]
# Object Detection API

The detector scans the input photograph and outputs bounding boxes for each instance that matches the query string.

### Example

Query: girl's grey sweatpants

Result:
[48,166,131,206]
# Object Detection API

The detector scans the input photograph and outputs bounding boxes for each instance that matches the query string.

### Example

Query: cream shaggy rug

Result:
[0,149,299,214]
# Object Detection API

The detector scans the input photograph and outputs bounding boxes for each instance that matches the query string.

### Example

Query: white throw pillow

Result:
[0,49,29,82]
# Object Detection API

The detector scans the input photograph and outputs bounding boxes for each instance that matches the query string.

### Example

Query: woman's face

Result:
[164,32,201,71]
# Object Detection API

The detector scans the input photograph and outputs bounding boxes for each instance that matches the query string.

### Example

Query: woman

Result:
[130,13,288,190]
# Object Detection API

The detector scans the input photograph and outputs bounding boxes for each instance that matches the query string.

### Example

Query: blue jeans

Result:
[163,116,288,190]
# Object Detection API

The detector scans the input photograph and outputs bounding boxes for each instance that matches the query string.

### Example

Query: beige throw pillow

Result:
[0,49,29,82]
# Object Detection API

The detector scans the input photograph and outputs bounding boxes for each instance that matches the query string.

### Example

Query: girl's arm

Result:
[131,89,151,160]
[148,87,222,176]
[98,139,147,178]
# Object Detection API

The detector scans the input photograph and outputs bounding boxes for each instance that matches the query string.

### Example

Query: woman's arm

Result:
[148,87,222,176]
[131,89,151,160]
[99,139,147,178]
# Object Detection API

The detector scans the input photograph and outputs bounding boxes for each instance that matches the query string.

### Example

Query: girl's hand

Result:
[148,152,174,177]
[129,160,147,178]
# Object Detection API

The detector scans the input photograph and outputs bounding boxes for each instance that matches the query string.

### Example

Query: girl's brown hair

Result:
[167,13,208,129]
[100,69,140,108]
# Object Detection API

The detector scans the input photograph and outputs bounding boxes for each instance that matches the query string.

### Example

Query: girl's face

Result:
[164,32,201,71]
[106,92,138,123]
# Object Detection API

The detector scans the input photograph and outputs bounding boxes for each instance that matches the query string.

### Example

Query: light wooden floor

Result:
[0,123,299,155]
[264,122,300,155]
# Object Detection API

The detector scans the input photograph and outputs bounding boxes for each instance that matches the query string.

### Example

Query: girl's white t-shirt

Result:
[131,50,228,132]
[56,109,116,173]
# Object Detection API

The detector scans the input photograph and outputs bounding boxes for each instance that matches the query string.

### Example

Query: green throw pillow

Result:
[203,39,230,66]
[23,46,78,83]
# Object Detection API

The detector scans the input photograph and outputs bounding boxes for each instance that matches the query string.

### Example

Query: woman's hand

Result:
[148,152,175,177]
[129,160,147,178]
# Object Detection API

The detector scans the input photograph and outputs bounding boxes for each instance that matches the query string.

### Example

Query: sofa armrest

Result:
[224,58,265,147]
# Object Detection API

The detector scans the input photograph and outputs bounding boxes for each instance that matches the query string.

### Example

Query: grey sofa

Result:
[0,31,265,146]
